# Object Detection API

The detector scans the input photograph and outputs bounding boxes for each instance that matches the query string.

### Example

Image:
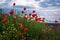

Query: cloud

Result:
[39,0,60,7]
[9,0,40,8]
[0,0,13,7]
[35,7,60,23]
[0,0,6,4]
[0,0,60,23]
[10,0,34,6]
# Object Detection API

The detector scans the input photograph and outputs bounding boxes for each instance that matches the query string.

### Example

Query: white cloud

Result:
[40,0,45,2]
[35,7,60,22]
[10,0,35,6]
[0,0,6,4]
[9,0,40,8]
[0,0,60,23]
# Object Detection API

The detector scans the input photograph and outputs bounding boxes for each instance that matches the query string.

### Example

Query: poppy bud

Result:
[29,13,31,17]
[18,32,23,37]
[22,11,24,14]
[54,20,58,23]
[13,3,15,6]
[32,10,35,13]
[24,7,26,11]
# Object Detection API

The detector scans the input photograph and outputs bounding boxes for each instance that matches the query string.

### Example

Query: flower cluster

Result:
[21,7,45,23]
[0,4,60,40]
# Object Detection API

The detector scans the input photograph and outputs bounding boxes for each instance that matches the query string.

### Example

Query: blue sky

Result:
[0,0,60,23]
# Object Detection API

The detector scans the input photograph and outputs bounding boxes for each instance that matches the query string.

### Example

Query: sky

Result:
[0,0,60,23]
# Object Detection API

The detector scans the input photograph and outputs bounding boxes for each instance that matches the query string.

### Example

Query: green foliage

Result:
[0,9,2,14]
[0,13,56,40]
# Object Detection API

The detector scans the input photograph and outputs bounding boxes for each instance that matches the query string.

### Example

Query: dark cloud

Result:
[0,0,13,5]
[5,0,12,5]
[39,0,60,7]
[35,0,40,1]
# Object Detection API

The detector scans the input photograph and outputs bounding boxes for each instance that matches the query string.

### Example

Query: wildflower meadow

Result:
[0,2,60,40]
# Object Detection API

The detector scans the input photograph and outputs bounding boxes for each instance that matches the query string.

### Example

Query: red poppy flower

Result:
[32,14,37,17]
[39,18,41,20]
[20,26,23,29]
[35,18,41,21]
[54,20,58,23]
[29,13,31,17]
[23,14,27,20]
[18,32,23,37]
[18,23,22,26]
[13,3,15,6]
[24,16,27,20]
[2,14,8,16]
[24,27,28,32]
[50,25,55,29]
[10,9,14,15]
[3,18,7,23]
[24,7,26,11]
[35,16,38,18]
[13,17,16,20]
[35,18,38,21]
[32,10,35,13]
[58,18,60,20]
[22,11,24,14]
[18,23,23,29]
[18,23,21,26]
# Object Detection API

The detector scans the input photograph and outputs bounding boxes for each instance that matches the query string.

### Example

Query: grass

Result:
[0,12,60,40]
